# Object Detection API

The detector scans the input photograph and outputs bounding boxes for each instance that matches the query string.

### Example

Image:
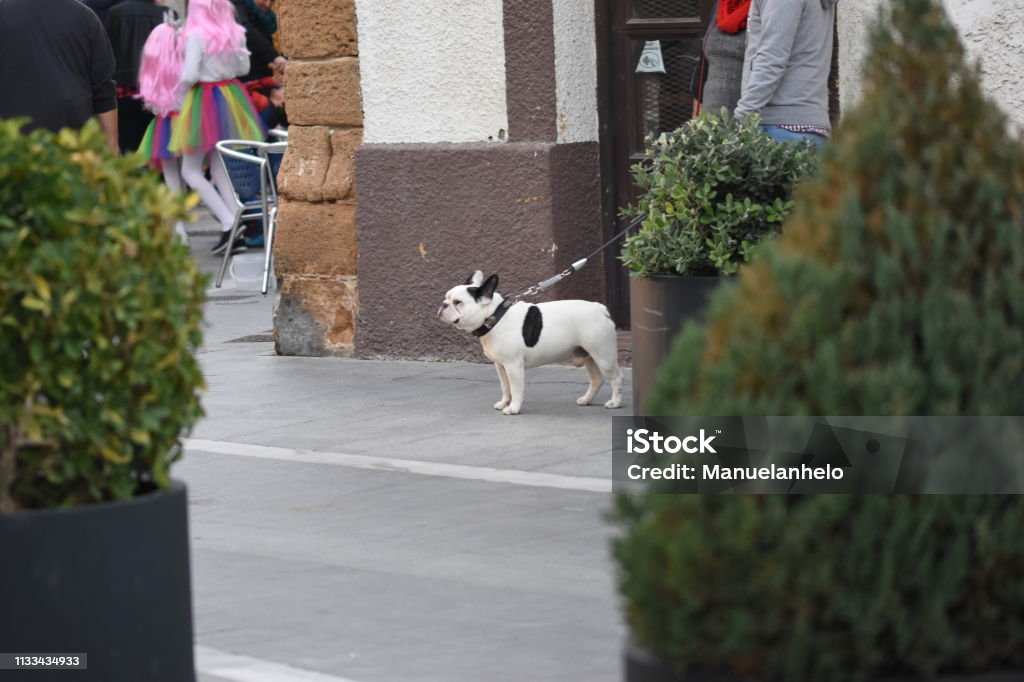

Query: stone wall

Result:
[273,0,362,356]
[838,0,1024,129]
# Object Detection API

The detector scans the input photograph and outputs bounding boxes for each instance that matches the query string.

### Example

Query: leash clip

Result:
[512,259,588,302]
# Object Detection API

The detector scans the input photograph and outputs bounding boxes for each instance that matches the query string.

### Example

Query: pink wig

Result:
[139,22,185,116]
[184,0,246,57]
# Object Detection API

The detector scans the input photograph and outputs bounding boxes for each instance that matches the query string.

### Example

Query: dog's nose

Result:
[437,303,448,318]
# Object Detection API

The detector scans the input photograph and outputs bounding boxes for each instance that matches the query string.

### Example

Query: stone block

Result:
[323,128,362,200]
[287,58,363,127]
[274,199,358,277]
[278,126,331,202]
[274,276,358,356]
[279,0,358,59]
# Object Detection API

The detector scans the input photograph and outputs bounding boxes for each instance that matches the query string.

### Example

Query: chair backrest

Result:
[259,142,287,199]
[216,140,268,207]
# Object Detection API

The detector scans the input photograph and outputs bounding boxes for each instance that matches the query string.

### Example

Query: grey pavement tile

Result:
[183,239,628,682]
[179,453,616,599]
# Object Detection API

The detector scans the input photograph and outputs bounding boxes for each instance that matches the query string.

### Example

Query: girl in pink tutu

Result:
[169,0,266,255]
[137,18,189,242]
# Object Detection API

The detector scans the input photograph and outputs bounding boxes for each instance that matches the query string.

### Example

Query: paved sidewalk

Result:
[183,223,631,682]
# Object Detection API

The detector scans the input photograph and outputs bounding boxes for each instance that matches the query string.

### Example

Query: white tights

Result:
[161,158,188,241]
[181,151,236,232]
[162,158,182,191]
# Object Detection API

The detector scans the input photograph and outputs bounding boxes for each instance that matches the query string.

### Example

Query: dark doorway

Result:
[596,0,715,326]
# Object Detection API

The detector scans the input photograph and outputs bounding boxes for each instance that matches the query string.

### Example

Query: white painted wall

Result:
[838,0,1024,129]
[355,0,509,144]
[552,0,600,143]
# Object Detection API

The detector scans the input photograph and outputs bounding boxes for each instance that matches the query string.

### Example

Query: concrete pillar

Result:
[273,0,362,356]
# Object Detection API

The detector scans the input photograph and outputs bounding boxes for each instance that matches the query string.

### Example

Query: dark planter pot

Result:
[0,481,195,682]
[630,274,720,413]
[625,643,1024,682]
[626,642,740,682]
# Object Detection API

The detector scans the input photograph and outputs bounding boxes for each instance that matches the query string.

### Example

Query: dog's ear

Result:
[466,271,484,287]
[480,274,499,300]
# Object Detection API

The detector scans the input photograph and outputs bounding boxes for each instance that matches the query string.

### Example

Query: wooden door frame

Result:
[595,0,624,324]
[594,0,714,327]
[595,2,840,328]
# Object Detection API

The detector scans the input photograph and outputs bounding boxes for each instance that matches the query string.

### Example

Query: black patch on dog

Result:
[480,274,499,299]
[522,306,543,347]
[468,274,499,302]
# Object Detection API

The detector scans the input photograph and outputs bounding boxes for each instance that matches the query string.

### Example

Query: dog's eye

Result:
[453,300,462,307]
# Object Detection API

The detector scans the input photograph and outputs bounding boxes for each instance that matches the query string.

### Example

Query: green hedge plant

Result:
[0,120,206,511]
[612,0,1024,680]
[620,111,818,277]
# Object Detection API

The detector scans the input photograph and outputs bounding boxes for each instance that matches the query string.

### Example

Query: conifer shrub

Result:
[612,1,1024,679]
[0,120,206,511]
[620,112,818,277]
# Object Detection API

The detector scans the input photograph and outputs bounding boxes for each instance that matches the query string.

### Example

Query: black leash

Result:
[509,215,644,301]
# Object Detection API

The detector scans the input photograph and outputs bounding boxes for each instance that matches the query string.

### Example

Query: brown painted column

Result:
[273,0,362,356]
[503,0,558,142]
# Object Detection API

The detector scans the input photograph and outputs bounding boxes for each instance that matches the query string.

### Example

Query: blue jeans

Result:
[760,124,827,148]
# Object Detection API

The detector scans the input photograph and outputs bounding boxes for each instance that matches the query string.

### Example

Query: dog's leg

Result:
[589,349,623,409]
[502,362,526,415]
[602,362,623,409]
[576,356,604,406]
[494,363,511,410]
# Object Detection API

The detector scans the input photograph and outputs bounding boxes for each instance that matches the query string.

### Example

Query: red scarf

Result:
[716,0,752,33]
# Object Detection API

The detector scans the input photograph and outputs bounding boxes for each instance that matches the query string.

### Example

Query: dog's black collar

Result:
[473,299,513,337]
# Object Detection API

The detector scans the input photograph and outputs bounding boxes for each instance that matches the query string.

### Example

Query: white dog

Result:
[439,271,623,415]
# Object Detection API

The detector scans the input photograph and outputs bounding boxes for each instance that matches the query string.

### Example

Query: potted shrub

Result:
[621,112,818,412]
[612,1,1024,680]
[0,120,206,681]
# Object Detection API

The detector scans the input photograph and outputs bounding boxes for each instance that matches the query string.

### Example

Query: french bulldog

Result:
[439,271,623,415]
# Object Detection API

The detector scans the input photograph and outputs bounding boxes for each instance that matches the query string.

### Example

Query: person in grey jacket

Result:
[734,0,838,146]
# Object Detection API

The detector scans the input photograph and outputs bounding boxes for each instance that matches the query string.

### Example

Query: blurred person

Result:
[691,0,750,117]
[167,0,266,256]
[0,0,118,151]
[734,0,837,146]
[137,18,189,241]
[246,80,288,131]
[261,86,287,130]
[230,0,285,83]
[105,0,177,153]
[84,0,127,25]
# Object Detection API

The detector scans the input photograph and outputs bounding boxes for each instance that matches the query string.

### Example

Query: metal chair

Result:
[214,140,272,289]
[268,127,289,141]
[257,141,287,295]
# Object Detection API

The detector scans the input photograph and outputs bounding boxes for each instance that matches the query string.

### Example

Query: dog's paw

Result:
[603,399,622,409]
[502,405,521,416]
[576,396,592,406]
[494,399,510,410]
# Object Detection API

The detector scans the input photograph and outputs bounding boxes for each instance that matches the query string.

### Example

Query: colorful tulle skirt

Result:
[137,112,178,169]
[168,79,266,155]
